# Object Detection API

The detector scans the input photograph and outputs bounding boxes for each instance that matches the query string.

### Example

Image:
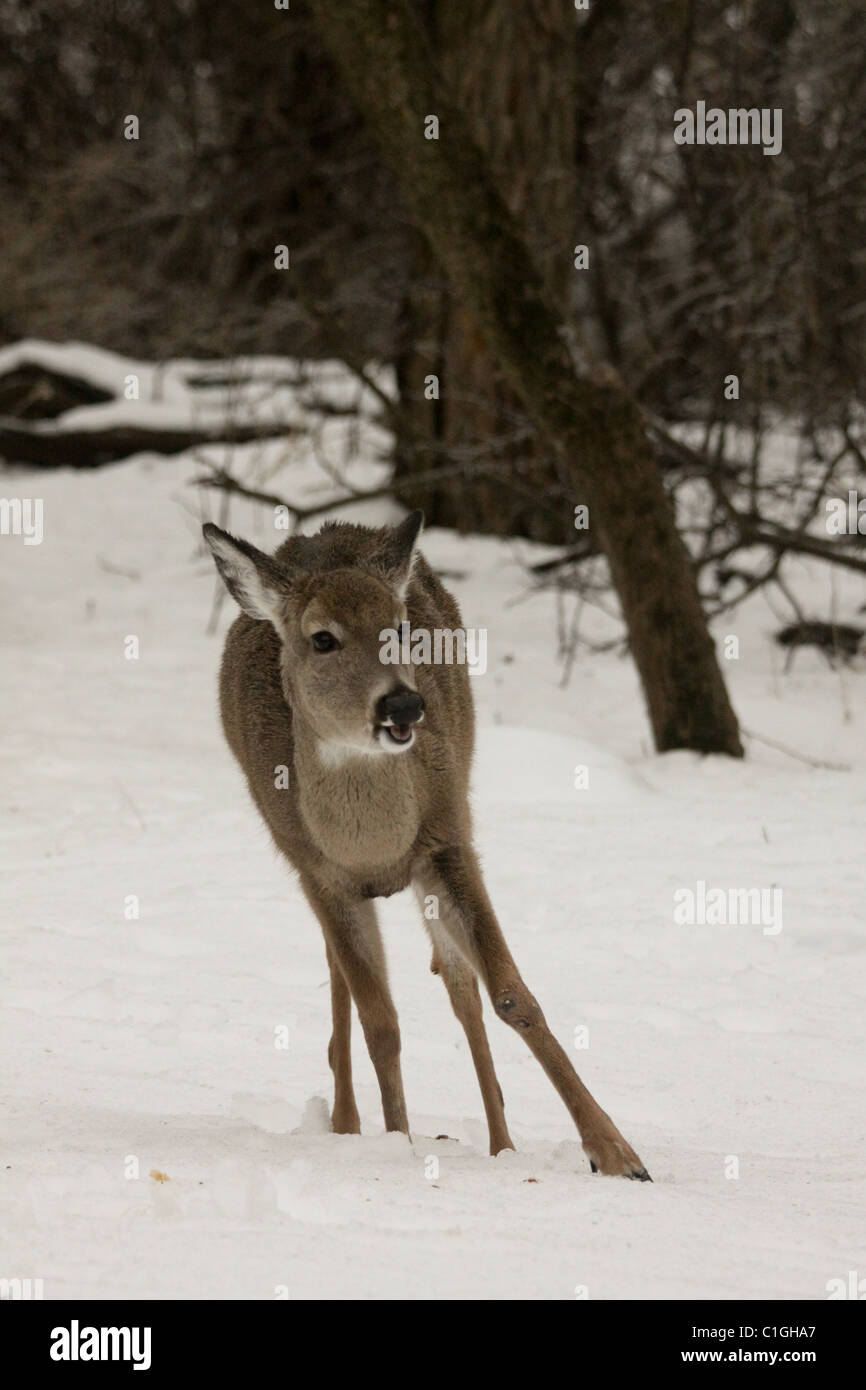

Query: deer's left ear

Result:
[369,510,424,600]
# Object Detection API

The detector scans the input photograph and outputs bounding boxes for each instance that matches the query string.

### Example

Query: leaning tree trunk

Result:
[394,0,576,542]
[308,0,743,756]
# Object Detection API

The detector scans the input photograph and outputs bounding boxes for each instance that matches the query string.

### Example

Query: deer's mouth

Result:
[384,723,413,744]
[374,718,420,751]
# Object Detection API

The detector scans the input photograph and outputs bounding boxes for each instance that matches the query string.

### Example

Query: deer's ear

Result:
[369,510,424,600]
[203,523,293,623]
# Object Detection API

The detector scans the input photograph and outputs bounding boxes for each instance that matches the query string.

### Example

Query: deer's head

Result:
[203,512,426,758]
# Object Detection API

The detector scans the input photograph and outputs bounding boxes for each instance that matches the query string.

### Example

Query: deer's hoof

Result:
[584,1135,651,1181]
[331,1108,361,1136]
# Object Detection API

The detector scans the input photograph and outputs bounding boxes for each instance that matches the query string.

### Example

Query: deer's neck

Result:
[292,718,420,873]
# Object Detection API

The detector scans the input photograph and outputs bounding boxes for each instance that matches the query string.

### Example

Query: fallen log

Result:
[0,362,113,420]
[0,416,296,468]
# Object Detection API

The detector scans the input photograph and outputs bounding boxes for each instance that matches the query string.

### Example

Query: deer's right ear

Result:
[203,523,292,623]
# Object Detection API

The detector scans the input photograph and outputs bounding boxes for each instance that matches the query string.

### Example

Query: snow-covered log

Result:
[0,340,301,467]
[0,414,294,468]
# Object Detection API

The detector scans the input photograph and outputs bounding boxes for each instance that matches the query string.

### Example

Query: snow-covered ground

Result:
[2,350,865,1300]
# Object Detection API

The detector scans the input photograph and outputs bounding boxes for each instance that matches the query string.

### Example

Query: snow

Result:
[1,351,865,1300]
[0,338,393,438]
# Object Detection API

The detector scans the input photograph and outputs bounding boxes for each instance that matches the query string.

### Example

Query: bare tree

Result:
[308,0,743,757]
[395,0,576,542]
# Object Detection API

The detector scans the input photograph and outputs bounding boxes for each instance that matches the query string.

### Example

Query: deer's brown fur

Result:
[204,511,649,1178]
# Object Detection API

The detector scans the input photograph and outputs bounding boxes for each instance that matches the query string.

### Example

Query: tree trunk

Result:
[395,1,576,542]
[308,0,743,756]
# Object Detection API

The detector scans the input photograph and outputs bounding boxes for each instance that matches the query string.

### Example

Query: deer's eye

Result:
[311,630,339,653]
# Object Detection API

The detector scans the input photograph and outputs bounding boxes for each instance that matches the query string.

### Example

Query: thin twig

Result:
[740,726,851,772]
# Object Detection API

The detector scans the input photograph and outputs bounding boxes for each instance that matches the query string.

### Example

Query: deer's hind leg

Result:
[415,887,514,1156]
[326,944,361,1134]
[416,849,650,1181]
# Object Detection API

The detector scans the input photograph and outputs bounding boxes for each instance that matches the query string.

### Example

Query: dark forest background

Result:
[4,3,864,497]
[2,0,866,754]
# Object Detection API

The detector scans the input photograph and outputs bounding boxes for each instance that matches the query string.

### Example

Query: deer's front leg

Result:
[302,876,409,1137]
[325,944,361,1135]
[425,847,651,1180]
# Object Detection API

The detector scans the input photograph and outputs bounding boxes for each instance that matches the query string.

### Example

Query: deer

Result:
[203,509,650,1179]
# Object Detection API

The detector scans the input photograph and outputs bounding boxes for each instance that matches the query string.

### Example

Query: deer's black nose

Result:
[377,686,425,726]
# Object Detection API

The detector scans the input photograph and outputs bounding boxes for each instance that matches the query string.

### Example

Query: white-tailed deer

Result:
[204,511,649,1178]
